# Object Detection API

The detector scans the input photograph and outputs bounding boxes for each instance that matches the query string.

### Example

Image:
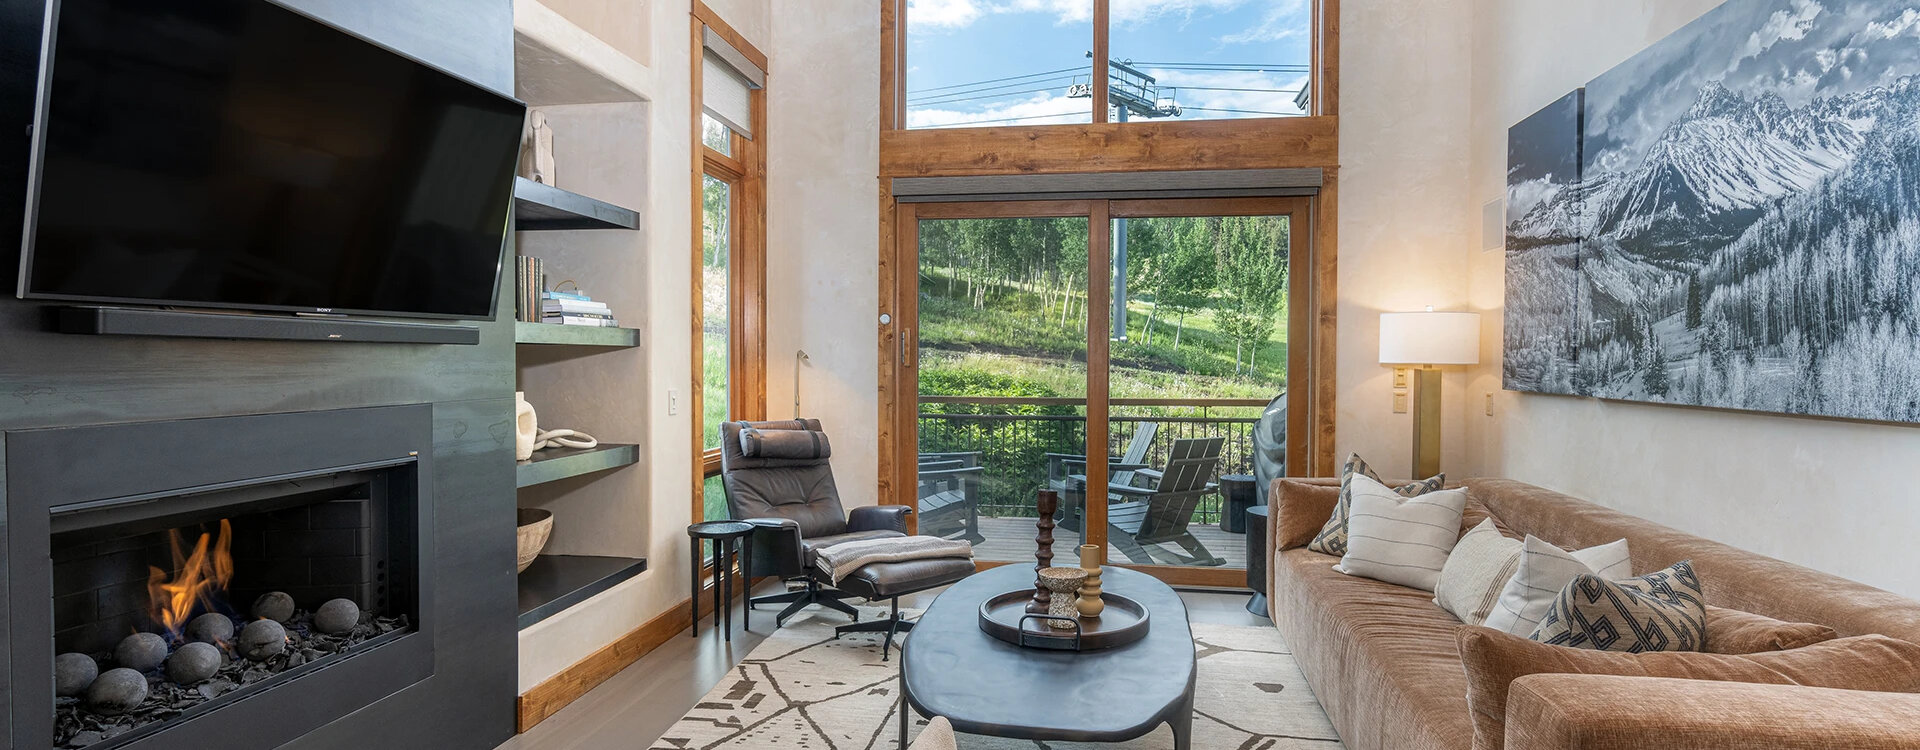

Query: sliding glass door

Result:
[897,198,1310,586]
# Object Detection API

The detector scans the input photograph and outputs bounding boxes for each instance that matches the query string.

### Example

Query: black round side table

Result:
[1245,505,1270,617]
[687,521,754,640]
[1219,474,1257,533]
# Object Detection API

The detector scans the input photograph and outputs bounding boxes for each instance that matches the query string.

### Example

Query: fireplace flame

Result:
[145,519,234,639]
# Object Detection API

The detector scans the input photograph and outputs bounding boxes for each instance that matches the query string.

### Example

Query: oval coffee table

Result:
[899,564,1195,748]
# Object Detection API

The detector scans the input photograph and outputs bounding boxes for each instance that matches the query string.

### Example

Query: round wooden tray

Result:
[977,589,1151,651]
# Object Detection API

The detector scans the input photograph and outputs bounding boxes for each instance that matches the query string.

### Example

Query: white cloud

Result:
[907,0,987,30]
[1732,0,1824,68]
[1219,0,1308,44]
[1864,8,1920,39]
[908,92,1090,128]
[1506,176,1562,225]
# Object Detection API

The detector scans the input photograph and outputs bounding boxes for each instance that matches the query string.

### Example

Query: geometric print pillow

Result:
[1530,560,1707,653]
[1307,452,1445,557]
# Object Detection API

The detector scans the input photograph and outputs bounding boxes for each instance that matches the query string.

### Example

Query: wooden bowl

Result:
[516,508,554,573]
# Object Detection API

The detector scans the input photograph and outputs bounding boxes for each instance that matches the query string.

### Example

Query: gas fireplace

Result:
[6,407,436,750]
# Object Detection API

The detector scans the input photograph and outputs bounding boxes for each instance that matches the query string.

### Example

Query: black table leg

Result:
[689,537,700,638]
[741,534,753,632]
[721,539,733,641]
[711,539,723,635]
[898,666,909,749]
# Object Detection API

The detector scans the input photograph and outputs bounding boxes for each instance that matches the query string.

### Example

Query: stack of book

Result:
[541,291,619,327]
[515,256,545,323]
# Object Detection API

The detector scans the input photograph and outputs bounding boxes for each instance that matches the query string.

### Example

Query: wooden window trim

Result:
[876,0,1343,524]
[692,3,768,519]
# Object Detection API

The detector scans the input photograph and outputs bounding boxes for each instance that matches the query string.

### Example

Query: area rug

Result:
[649,606,1344,749]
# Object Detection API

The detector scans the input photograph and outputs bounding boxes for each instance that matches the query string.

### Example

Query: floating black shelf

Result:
[515,443,638,488]
[518,555,649,629]
[513,321,639,348]
[513,177,639,231]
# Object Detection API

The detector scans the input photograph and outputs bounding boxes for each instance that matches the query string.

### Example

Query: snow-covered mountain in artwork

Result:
[1503,0,1920,423]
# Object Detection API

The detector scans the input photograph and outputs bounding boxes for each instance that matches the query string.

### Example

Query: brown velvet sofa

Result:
[1265,477,1920,750]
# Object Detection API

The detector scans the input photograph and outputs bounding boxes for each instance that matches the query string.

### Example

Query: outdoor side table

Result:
[1219,474,1257,533]
[687,520,754,640]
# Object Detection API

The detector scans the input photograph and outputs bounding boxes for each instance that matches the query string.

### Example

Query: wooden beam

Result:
[1086,201,1110,557]
[1312,169,1340,476]
[1092,0,1109,124]
[880,0,902,132]
[689,12,708,526]
[516,597,694,731]
[1315,0,1340,117]
[880,116,1339,178]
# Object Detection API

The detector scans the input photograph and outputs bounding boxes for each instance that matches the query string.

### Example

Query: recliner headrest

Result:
[740,424,831,459]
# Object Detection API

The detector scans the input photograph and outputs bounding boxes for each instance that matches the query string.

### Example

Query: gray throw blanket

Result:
[812,535,973,585]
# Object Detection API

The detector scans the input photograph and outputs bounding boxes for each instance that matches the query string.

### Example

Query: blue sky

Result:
[905,0,1311,128]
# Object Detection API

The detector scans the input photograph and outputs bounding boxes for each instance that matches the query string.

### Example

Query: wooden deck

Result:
[964,515,1249,569]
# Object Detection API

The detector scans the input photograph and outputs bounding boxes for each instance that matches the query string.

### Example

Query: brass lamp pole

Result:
[1379,309,1481,479]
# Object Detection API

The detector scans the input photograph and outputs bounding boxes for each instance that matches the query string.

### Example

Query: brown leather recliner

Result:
[720,419,974,658]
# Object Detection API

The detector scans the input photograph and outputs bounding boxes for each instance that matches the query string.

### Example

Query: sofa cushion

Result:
[1273,548,1477,750]
[1458,626,1920,750]
[1275,479,1342,550]
[1308,453,1445,556]
[1483,536,1632,636]
[1336,475,1469,591]
[1530,561,1707,653]
[1704,605,1839,654]
[1435,519,1524,625]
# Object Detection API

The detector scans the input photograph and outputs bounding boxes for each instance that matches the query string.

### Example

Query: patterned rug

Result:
[649,605,1345,749]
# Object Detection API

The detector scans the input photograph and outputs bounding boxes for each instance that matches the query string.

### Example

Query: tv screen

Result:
[18,0,527,320]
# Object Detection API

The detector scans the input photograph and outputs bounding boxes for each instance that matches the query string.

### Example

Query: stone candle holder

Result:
[1037,567,1089,629]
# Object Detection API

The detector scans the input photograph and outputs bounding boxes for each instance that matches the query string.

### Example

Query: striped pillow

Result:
[1434,519,1524,625]
[1482,535,1633,636]
[1307,453,1446,556]
[1333,474,1469,591]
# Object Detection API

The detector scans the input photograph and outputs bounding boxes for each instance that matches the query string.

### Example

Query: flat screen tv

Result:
[17,0,527,320]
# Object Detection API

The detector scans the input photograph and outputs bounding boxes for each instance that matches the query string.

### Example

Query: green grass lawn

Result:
[917,268,1287,409]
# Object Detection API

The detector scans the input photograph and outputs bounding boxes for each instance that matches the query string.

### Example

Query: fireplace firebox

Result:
[5,407,436,750]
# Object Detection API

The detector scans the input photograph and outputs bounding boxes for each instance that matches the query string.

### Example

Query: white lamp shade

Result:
[1379,311,1481,365]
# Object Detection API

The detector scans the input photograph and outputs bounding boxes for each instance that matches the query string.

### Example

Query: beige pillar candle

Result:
[1077,544,1104,618]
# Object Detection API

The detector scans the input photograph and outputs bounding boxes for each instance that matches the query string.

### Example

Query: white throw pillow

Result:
[1433,519,1523,625]
[1334,474,1469,591]
[1481,535,1633,636]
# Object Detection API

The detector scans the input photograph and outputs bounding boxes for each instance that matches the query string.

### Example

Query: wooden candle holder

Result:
[1030,490,1058,613]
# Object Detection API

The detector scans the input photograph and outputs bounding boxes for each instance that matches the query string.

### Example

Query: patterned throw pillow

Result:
[1530,560,1707,653]
[1306,453,1445,556]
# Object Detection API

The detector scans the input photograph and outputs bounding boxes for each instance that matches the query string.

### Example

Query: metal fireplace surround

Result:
[3,406,436,749]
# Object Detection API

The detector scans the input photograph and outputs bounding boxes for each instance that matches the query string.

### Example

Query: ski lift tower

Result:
[1069,57,1182,341]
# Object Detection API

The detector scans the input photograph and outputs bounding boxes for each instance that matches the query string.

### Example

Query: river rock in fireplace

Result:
[53,596,407,749]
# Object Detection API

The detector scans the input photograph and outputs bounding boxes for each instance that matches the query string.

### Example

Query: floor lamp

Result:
[1379,310,1480,479]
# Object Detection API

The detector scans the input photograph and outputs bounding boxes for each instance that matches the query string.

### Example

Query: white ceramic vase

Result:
[515,392,538,461]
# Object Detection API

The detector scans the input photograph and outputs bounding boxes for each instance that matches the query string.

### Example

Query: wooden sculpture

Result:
[1029,490,1058,613]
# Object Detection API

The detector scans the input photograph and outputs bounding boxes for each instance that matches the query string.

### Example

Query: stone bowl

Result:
[1036,566,1089,593]
[516,508,554,573]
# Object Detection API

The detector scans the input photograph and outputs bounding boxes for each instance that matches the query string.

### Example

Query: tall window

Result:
[903,0,1312,129]
[693,8,767,529]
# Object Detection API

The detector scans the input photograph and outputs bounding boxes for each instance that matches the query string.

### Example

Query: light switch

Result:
[1392,367,1409,389]
[1485,392,1495,416]
[1392,392,1408,413]
[668,388,681,416]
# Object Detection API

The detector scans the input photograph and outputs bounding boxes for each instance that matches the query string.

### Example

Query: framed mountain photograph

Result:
[1503,0,1920,423]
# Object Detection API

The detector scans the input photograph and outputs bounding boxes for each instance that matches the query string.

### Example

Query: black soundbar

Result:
[54,306,482,345]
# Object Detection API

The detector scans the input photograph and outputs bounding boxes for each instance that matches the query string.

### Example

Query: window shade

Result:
[701,27,764,140]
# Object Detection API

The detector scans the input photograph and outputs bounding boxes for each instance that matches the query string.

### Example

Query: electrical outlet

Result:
[1393,392,1408,413]
[668,388,681,416]
[1392,367,1409,389]
[1484,392,1494,416]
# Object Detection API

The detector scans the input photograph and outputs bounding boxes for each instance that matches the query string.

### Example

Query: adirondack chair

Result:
[1107,436,1226,567]
[917,452,984,542]
[1044,422,1158,533]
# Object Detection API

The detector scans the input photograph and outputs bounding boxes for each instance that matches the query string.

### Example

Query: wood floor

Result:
[495,581,1268,750]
